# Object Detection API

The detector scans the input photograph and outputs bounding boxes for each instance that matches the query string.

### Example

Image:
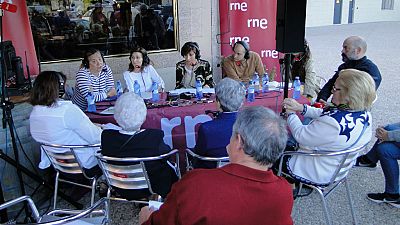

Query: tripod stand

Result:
[0,7,82,223]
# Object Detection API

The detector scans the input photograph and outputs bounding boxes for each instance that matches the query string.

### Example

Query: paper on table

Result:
[100,107,115,115]
[169,88,215,95]
[149,200,163,210]
[101,123,122,130]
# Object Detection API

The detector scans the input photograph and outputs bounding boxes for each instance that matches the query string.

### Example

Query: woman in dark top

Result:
[175,41,214,89]
[101,92,178,199]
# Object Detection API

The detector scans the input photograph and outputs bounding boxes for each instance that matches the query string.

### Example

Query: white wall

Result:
[354,0,400,23]
[305,0,400,27]
[305,0,334,27]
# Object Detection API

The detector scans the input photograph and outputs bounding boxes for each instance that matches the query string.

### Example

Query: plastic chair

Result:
[95,149,180,219]
[277,144,368,225]
[185,148,230,170]
[0,195,108,224]
[40,143,101,210]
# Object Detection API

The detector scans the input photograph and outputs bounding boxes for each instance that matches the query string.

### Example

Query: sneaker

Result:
[388,200,400,208]
[354,155,377,168]
[367,192,400,203]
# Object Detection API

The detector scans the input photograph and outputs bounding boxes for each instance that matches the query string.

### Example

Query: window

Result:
[382,0,394,10]
[27,0,178,63]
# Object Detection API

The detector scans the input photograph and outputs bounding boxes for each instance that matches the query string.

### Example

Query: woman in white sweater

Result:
[30,71,102,177]
[282,69,376,185]
[123,47,165,94]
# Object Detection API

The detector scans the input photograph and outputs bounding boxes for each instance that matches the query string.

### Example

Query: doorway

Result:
[348,0,355,23]
[333,0,343,24]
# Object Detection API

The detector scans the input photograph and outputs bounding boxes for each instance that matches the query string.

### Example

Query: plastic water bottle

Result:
[133,80,141,97]
[86,92,96,112]
[195,79,203,100]
[247,81,255,102]
[116,80,123,97]
[262,73,269,93]
[151,82,160,102]
[253,72,260,93]
[292,76,301,100]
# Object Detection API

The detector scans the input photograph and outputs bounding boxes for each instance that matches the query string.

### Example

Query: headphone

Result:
[232,41,250,60]
[81,48,105,69]
[181,42,201,60]
[55,72,66,98]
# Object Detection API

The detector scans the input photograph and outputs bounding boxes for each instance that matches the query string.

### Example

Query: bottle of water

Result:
[253,72,260,93]
[86,92,96,112]
[151,82,160,102]
[116,80,123,98]
[133,80,141,97]
[292,76,301,100]
[262,73,269,93]
[195,79,203,100]
[247,81,255,102]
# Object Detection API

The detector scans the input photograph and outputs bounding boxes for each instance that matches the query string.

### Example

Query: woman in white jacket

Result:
[282,69,376,185]
[123,47,165,94]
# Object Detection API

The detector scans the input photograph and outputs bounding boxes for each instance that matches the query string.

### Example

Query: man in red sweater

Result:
[139,106,293,225]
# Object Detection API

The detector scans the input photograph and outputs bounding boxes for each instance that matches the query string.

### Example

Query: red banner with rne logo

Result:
[219,0,280,80]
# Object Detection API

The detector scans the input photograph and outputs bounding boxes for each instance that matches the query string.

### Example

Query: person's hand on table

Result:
[283,98,303,114]
[376,126,389,143]
[107,88,116,97]
[139,206,155,225]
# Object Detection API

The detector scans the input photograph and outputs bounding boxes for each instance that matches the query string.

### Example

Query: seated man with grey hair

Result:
[101,92,178,200]
[193,77,245,168]
[139,106,293,225]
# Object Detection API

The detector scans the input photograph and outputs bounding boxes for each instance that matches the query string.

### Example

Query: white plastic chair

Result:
[277,144,367,225]
[185,148,230,170]
[40,143,101,210]
[0,195,108,225]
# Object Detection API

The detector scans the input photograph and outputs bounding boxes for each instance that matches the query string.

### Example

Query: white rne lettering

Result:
[229,2,247,11]
[229,36,250,46]
[184,115,212,148]
[261,49,279,59]
[247,18,268,29]
[160,117,182,148]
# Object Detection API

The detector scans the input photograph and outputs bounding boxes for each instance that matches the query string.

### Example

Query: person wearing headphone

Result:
[29,71,102,178]
[175,41,214,89]
[72,48,116,110]
[222,41,264,83]
[123,47,165,94]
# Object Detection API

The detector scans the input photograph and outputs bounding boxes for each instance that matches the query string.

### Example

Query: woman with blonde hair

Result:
[282,69,376,185]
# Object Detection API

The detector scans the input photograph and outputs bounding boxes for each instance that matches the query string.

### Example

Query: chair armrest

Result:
[0,196,40,222]
[186,149,229,162]
[43,198,108,224]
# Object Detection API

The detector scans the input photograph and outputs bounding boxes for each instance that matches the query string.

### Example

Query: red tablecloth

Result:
[87,91,308,151]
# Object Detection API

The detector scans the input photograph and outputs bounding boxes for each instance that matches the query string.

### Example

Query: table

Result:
[87,91,309,151]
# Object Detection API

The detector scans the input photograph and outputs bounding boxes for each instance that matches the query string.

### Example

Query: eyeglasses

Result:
[332,85,342,92]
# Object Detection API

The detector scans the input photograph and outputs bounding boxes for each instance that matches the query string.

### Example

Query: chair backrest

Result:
[95,149,180,195]
[185,149,230,170]
[40,143,101,179]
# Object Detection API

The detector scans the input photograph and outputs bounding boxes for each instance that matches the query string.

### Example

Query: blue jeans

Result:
[366,123,400,194]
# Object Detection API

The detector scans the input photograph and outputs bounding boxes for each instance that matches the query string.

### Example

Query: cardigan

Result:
[222,51,265,83]
[143,163,293,225]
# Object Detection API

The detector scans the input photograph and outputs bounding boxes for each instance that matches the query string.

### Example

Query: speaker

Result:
[276,0,307,53]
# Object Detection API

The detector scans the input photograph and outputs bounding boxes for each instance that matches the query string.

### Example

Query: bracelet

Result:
[300,104,307,115]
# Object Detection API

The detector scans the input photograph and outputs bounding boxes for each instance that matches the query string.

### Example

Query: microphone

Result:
[191,63,196,67]
[235,61,241,66]
[135,65,141,68]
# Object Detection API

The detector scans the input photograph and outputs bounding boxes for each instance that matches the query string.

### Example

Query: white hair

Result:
[113,92,147,131]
